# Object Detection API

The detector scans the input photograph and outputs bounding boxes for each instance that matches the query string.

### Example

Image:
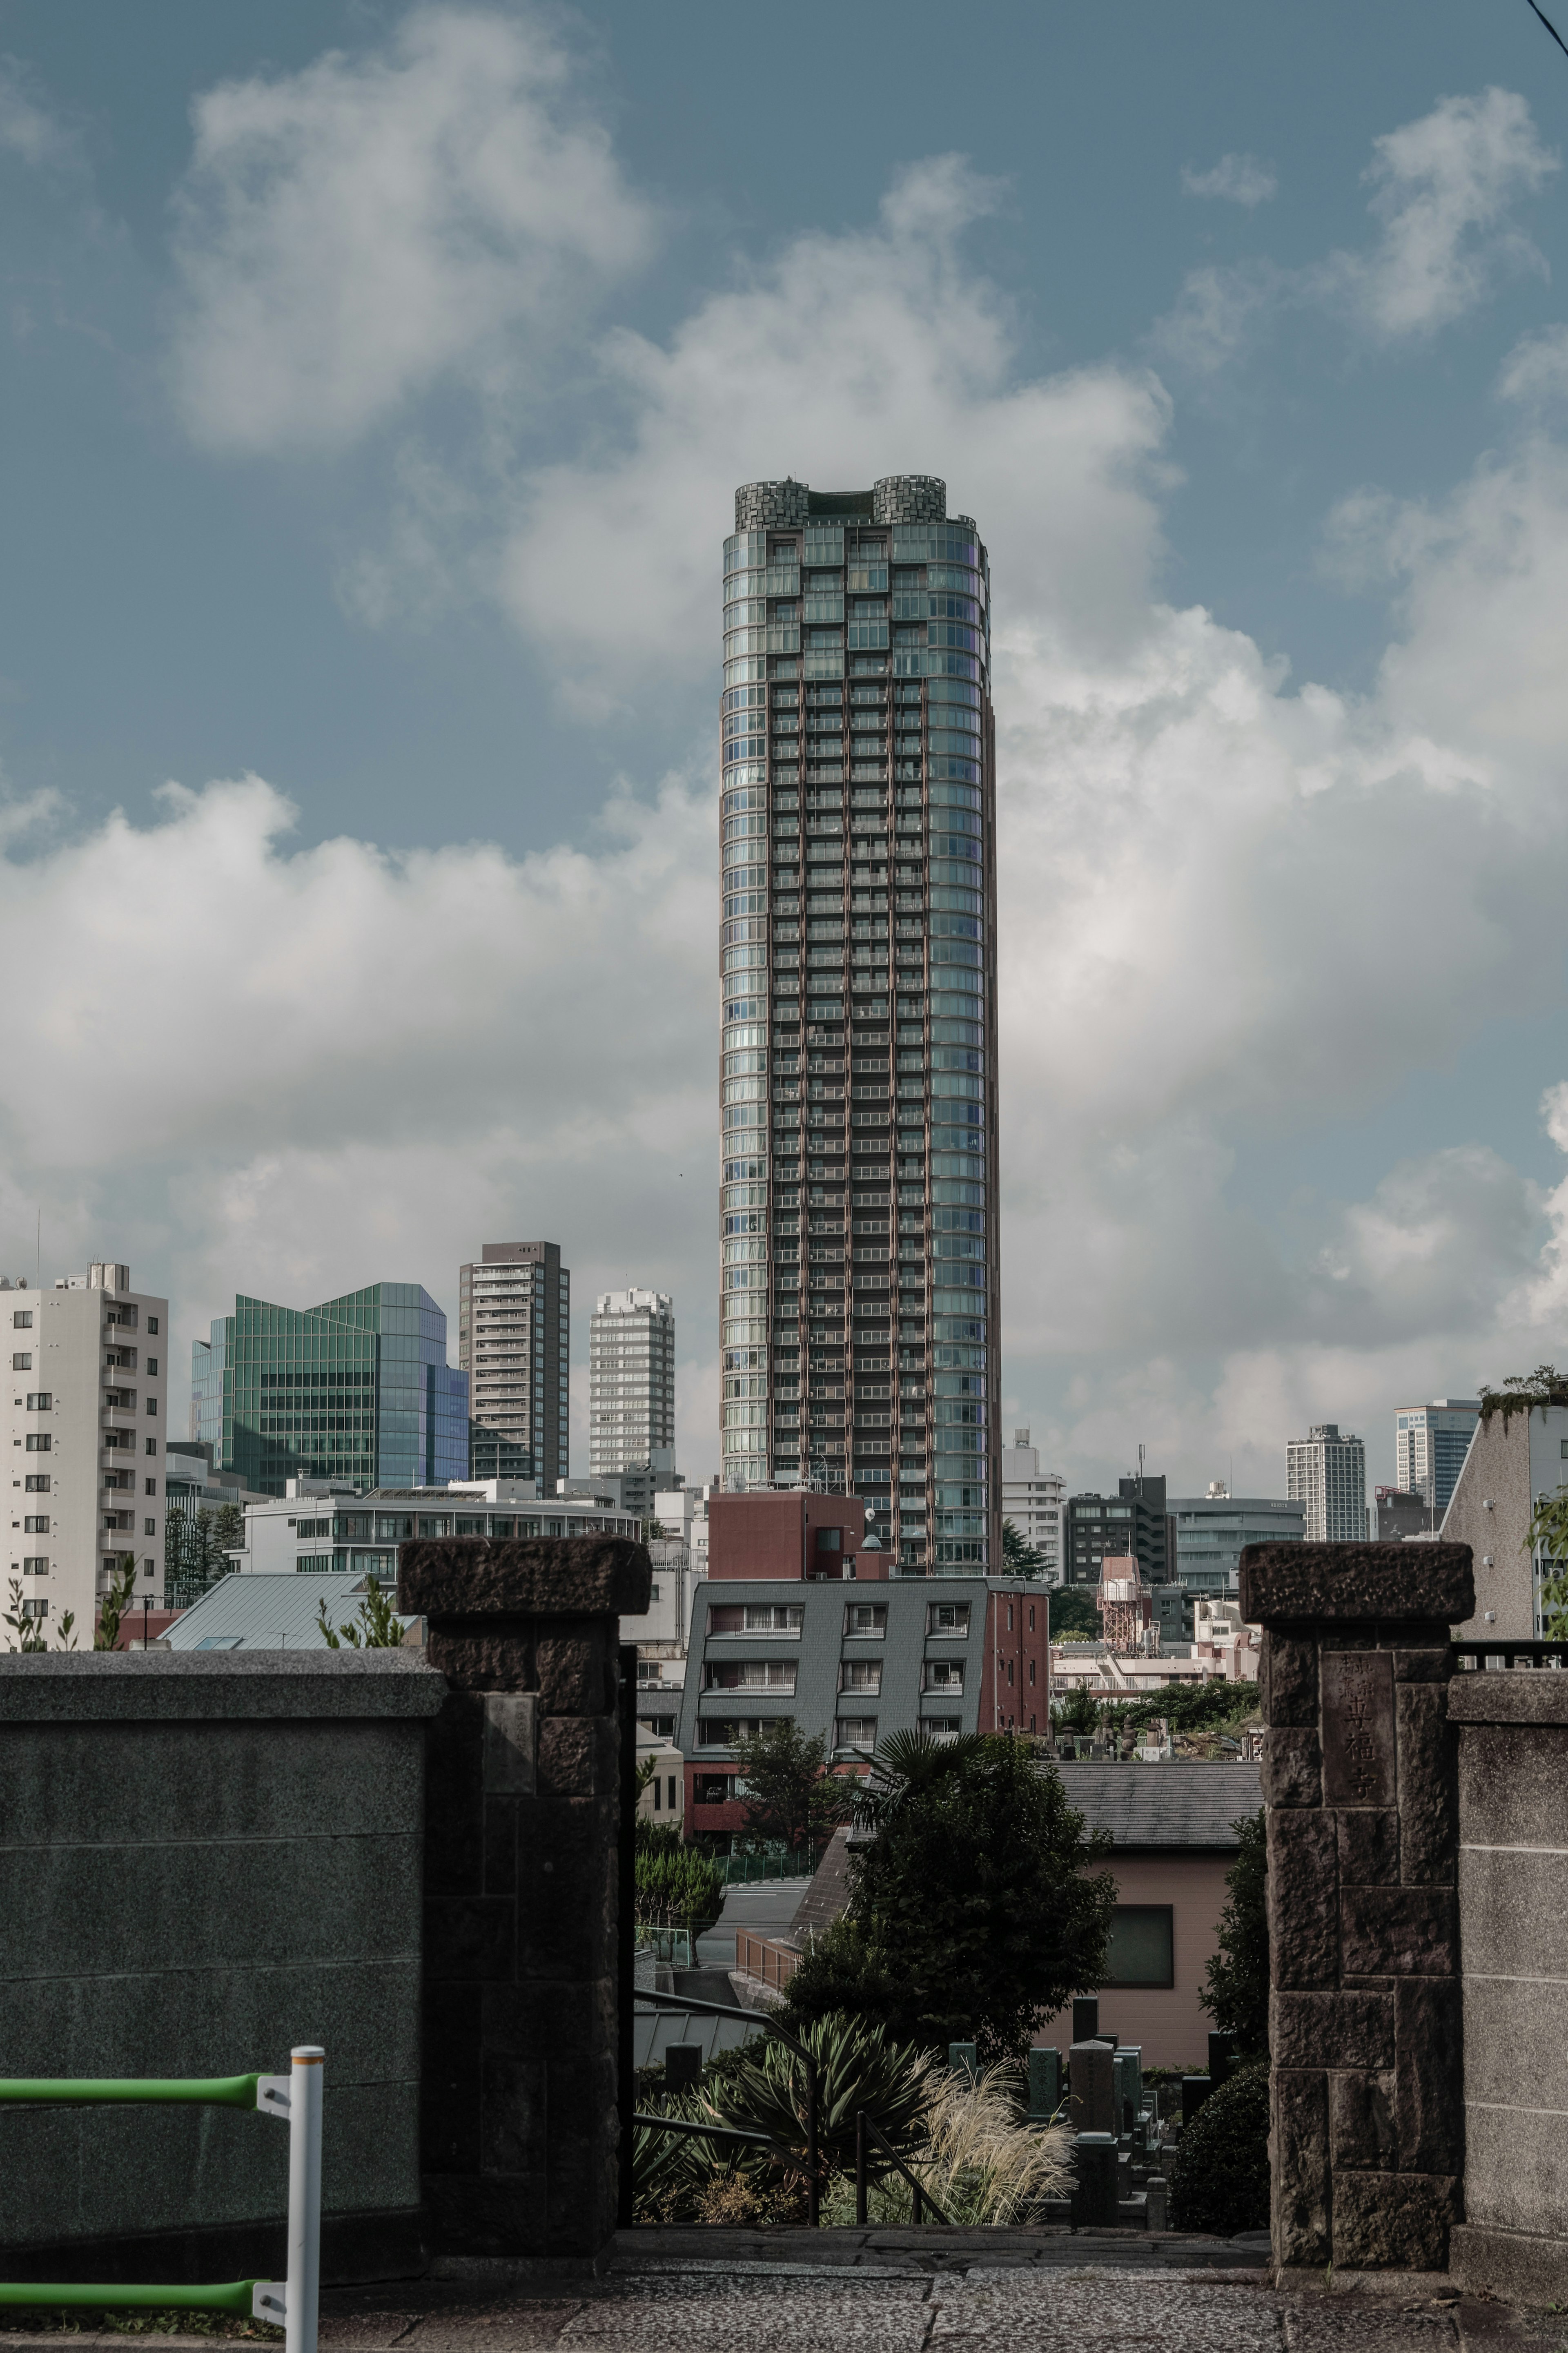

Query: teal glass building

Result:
[190,1282,469,1500]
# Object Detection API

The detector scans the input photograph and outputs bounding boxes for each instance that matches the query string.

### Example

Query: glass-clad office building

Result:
[719,474,1000,1569]
[190,1282,468,1500]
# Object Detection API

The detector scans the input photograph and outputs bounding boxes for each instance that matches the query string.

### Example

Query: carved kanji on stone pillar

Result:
[397,1535,650,2263]
[1241,1541,1473,2278]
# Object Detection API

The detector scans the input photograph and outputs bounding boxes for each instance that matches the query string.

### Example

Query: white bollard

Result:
[287,2047,324,2353]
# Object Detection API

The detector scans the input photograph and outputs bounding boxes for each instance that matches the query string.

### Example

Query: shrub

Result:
[1168,2060,1270,2237]
[711,2012,929,2185]
[634,1844,726,1931]
[1200,1809,1269,2058]
[820,2061,1072,2227]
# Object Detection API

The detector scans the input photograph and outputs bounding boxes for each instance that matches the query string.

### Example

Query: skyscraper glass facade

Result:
[720,475,1001,1570]
[190,1283,468,1500]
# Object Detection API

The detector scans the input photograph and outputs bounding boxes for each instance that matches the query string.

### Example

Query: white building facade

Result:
[1287,1423,1368,1542]
[1000,1427,1063,1580]
[3,1262,166,1641]
[589,1289,675,1486]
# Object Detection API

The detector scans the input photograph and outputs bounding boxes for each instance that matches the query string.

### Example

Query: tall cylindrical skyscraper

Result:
[719,475,1000,1570]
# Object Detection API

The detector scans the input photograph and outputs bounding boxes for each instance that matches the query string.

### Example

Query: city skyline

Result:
[4,6,1568,1508]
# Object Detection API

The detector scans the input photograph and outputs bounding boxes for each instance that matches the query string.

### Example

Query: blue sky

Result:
[4,0,1568,1497]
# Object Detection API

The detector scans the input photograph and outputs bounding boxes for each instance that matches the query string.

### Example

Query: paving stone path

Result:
[7,2239,1566,2353]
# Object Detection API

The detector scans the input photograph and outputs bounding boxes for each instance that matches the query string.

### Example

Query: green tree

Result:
[1200,1809,1269,2058]
[731,1720,855,1854]
[783,1731,1115,2063]
[1054,1686,1100,1736]
[1169,2059,1270,2235]
[1047,1586,1101,1640]
[165,1507,231,1610]
[95,1558,139,1651]
[634,1842,726,1932]
[316,1578,406,1648]
[1525,1485,1568,1639]
[1001,1520,1047,1578]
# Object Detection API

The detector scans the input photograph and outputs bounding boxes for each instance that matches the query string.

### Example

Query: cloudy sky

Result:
[4,0,1568,1499]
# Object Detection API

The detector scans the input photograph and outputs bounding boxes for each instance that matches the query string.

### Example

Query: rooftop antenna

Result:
[1137,1442,1145,1496]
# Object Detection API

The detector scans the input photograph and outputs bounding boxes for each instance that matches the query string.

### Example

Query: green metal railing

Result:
[0,2048,323,2351]
[711,1849,818,1885]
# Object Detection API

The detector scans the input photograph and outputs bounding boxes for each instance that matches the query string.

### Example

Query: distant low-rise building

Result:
[1169,1484,1304,1598]
[228,1476,641,1580]
[1375,1485,1436,1541]
[1065,1475,1174,1591]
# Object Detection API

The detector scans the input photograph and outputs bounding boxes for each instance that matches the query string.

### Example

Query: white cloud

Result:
[0,57,75,169]
[1181,154,1277,206]
[1497,322,1568,408]
[1156,87,1557,377]
[169,7,655,455]
[502,154,1173,694]
[1326,86,1557,337]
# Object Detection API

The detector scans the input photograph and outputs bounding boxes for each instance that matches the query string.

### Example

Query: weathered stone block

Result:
[1337,1809,1400,1887]
[537,1713,617,1799]
[1330,2170,1460,2270]
[1261,1632,1318,1727]
[1448,1674,1568,1725]
[1457,1722,1568,1849]
[1272,1990,1394,2071]
[1269,1809,1339,1988]
[1263,1727,1323,1807]
[536,1628,615,1717]
[1393,1646,1452,1682]
[1272,2070,1330,2266]
[1329,2069,1396,2169]
[1240,1542,1473,1627]
[399,1536,652,1620]
[1459,1845,1568,1981]
[1340,1886,1457,1977]
[1394,1977,1463,2175]
[1396,1683,1457,1885]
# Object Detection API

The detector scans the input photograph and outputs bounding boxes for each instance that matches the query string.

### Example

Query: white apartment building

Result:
[1000,1427,1063,1581]
[458,1242,570,1489]
[3,1262,166,1641]
[1287,1423,1369,1542]
[229,1476,642,1579]
[589,1289,675,1485]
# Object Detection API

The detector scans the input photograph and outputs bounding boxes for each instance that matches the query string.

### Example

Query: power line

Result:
[1525,0,1568,64]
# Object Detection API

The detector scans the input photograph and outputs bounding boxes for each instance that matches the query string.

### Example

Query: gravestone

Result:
[664,2045,701,2091]
[948,2040,978,2080]
[1028,2047,1061,2120]
[1207,2031,1236,2089]
[1114,2046,1143,2135]
[1073,1996,1100,2042]
[1243,1539,1471,2277]
[1182,2074,1213,2127]
[1072,2132,1118,2226]
[1069,2039,1116,2137]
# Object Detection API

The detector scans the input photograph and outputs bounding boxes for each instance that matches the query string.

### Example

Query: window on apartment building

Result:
[145,1479,157,1497]
[144,1519,156,1537]
[839,1659,882,1693]
[24,1435,51,1453]
[23,1476,49,1493]
[11,1354,29,1370]
[25,1394,50,1412]
[638,1715,676,1739]
[704,1660,797,1692]
[835,1715,878,1749]
[1102,1905,1174,1988]
[12,1312,32,1328]
[927,1601,970,1635]
[23,1516,48,1533]
[708,1603,804,1636]
[21,1555,47,1574]
[145,1439,156,1456]
[844,1603,887,1637]
[147,1317,159,1334]
[692,1773,736,1805]
[922,1716,961,1737]
[923,1661,963,1691]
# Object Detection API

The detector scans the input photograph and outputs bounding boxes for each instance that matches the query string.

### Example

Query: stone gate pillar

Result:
[397,1535,650,2263]
[1240,1541,1474,2279]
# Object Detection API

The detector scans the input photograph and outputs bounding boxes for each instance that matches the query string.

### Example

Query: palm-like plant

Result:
[708,2013,930,2183]
[850,1728,989,1831]
[820,2062,1073,2227]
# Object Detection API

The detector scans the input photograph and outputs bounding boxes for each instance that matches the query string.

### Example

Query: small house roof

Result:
[1051,1760,1261,1849]
[164,1571,415,1653]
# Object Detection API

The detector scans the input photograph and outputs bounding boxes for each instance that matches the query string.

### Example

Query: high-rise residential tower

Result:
[1287,1423,1369,1542]
[720,475,1000,1571]
[1394,1398,1480,1520]
[457,1243,570,1486]
[589,1289,675,1486]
